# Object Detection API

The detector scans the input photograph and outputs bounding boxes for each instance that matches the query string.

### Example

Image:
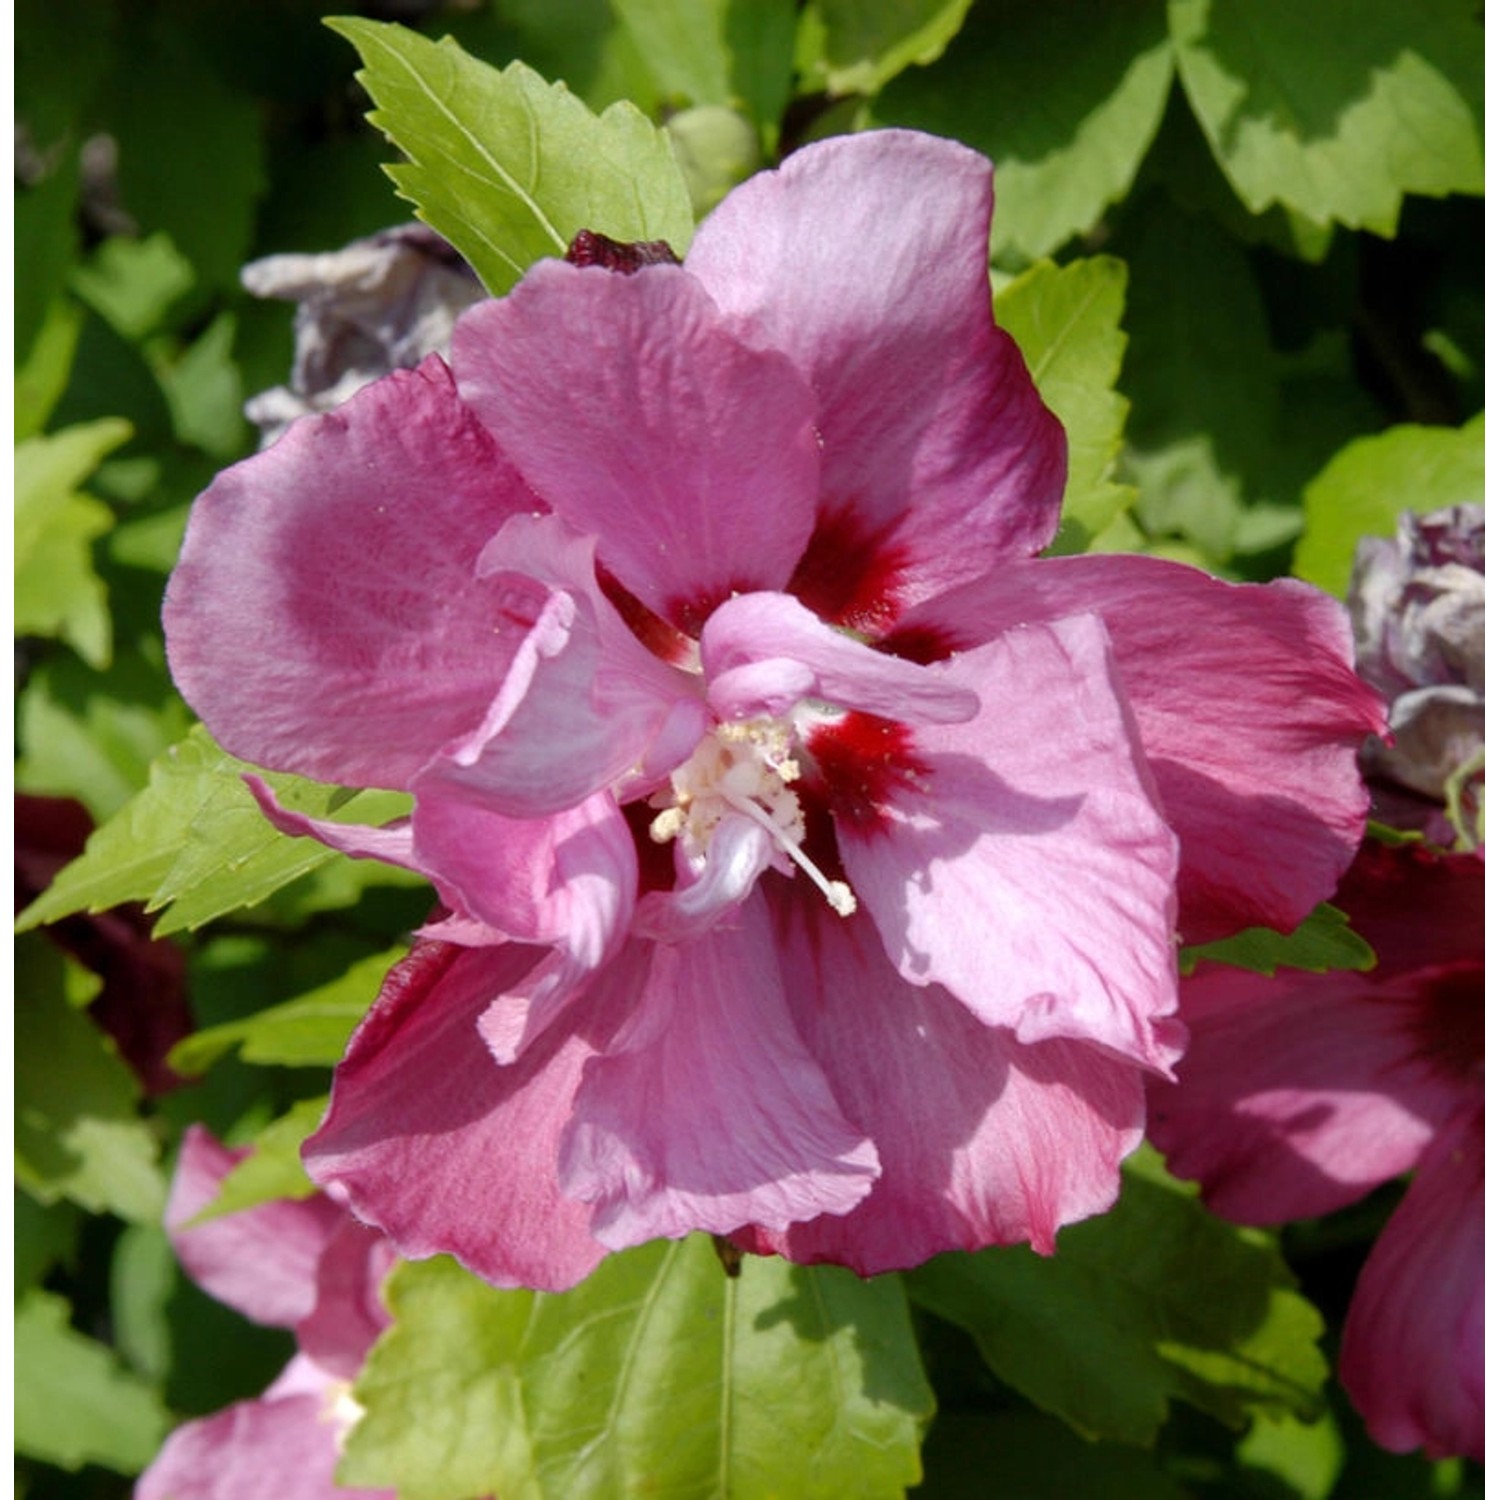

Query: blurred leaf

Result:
[1168,0,1483,235]
[995,255,1135,551]
[70,232,197,343]
[667,104,764,215]
[15,416,131,668]
[15,147,81,364]
[1237,1408,1345,1500]
[111,1221,178,1384]
[342,1240,932,1499]
[192,1096,328,1221]
[172,945,406,1075]
[1294,414,1484,597]
[804,0,975,95]
[329,18,695,296]
[1181,902,1377,978]
[14,297,84,441]
[876,0,1174,264]
[15,0,117,151]
[156,310,251,458]
[15,1190,83,1294]
[16,723,413,937]
[15,1289,172,1474]
[15,935,167,1223]
[906,1150,1327,1445]
[48,305,179,451]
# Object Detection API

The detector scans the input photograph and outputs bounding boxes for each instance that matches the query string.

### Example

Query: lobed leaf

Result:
[1180,902,1377,979]
[328,18,695,297]
[341,1238,932,1499]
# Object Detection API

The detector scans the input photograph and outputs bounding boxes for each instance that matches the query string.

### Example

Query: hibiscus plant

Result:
[15,3,1483,1498]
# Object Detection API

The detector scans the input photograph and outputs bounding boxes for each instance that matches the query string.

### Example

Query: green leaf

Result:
[1181,902,1377,978]
[1168,0,1483,235]
[156,311,251,459]
[16,723,413,937]
[341,1239,932,1499]
[69,232,196,343]
[1235,1408,1345,1500]
[1294,414,1484,597]
[329,18,695,297]
[15,1190,82,1294]
[805,0,976,96]
[994,256,1135,551]
[15,296,84,441]
[190,1097,328,1222]
[14,1289,173,1474]
[15,935,166,1223]
[172,945,405,1075]
[875,0,1174,264]
[905,1150,1327,1445]
[15,416,132,668]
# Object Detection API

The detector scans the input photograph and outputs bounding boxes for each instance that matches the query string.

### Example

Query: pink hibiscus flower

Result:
[163,130,1381,1289]
[137,1127,396,1500]
[1147,841,1484,1459]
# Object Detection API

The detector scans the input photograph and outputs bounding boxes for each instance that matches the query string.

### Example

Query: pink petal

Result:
[417,514,708,817]
[895,557,1385,942]
[303,940,614,1292]
[165,1126,345,1329]
[1341,1107,1484,1460]
[701,591,977,725]
[136,1393,391,1500]
[164,357,547,789]
[685,130,1065,621]
[839,616,1182,1073]
[294,1220,396,1382]
[453,261,820,633]
[737,891,1146,1274]
[558,893,879,1247]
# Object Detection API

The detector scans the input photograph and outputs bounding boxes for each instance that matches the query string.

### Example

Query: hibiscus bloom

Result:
[163,130,1381,1289]
[1147,841,1483,1459]
[137,1127,395,1500]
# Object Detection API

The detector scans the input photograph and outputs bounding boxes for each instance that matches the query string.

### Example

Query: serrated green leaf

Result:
[1294,415,1484,597]
[342,1240,932,1499]
[1181,902,1377,978]
[16,723,413,937]
[190,1097,327,1223]
[875,0,1174,264]
[329,18,695,297]
[806,0,975,96]
[172,945,404,1075]
[15,1289,173,1474]
[15,936,166,1223]
[905,1152,1327,1445]
[995,256,1135,551]
[1169,0,1483,235]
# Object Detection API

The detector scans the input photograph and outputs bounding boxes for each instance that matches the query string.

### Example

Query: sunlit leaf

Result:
[190,1097,328,1222]
[1180,903,1377,978]
[805,0,975,96]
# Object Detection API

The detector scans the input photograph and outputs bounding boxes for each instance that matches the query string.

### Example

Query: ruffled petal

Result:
[136,1393,390,1500]
[895,556,1384,942]
[736,892,1145,1274]
[294,1220,396,1383]
[166,1125,345,1330]
[164,357,545,789]
[453,261,820,633]
[685,130,1065,620]
[244,776,418,869]
[558,894,879,1247]
[838,616,1182,1073]
[303,940,615,1292]
[417,514,708,817]
[701,591,977,725]
[1341,1107,1484,1460]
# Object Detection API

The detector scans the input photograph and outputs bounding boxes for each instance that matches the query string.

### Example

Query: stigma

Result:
[649,718,857,917]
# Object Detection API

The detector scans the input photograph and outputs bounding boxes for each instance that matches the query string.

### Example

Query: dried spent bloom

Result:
[164,130,1382,1289]
[136,1127,396,1500]
[1348,504,1484,841]
[1148,842,1484,1460]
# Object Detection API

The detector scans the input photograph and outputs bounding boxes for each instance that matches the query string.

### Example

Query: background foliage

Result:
[14,1,1483,1496]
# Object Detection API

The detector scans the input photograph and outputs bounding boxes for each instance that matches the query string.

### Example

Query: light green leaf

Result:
[341,1239,932,1499]
[15,296,84,441]
[156,311,250,458]
[16,723,413,937]
[1294,414,1484,597]
[666,104,763,216]
[1181,902,1377,978]
[875,0,1174,264]
[329,18,695,297]
[995,256,1135,551]
[70,231,196,343]
[805,0,975,96]
[190,1097,328,1222]
[609,0,735,108]
[15,1289,172,1474]
[15,416,132,668]
[171,945,405,1074]
[1235,1408,1345,1500]
[111,1222,179,1385]
[15,936,166,1223]
[905,1149,1327,1445]
[1169,0,1483,235]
